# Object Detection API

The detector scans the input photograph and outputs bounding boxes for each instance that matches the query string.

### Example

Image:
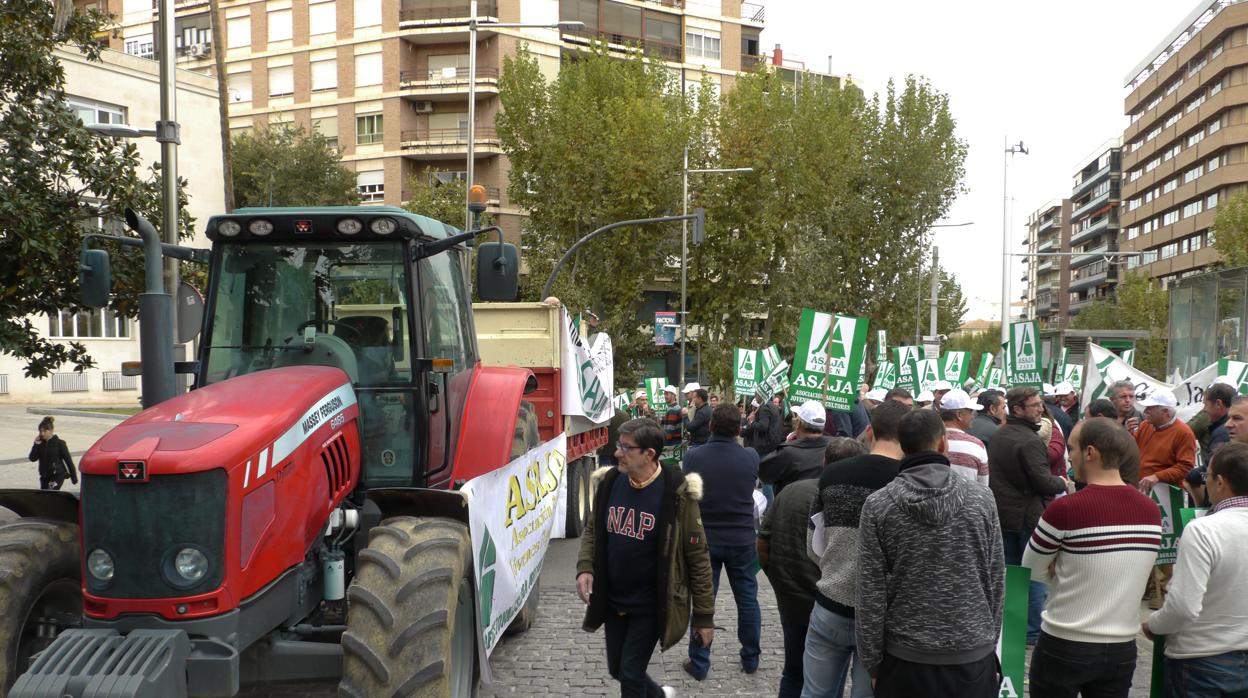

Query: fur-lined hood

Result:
[592,464,703,501]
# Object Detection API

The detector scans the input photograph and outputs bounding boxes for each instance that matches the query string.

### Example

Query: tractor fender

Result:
[0,489,79,525]
[363,486,470,526]
[450,365,534,485]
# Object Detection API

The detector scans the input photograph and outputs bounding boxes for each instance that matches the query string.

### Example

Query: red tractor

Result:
[0,207,550,697]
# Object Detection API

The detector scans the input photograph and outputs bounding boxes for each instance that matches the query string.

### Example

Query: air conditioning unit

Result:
[189,43,209,58]
[412,100,434,113]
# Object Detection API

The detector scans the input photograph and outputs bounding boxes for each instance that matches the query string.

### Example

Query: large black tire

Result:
[340,517,476,698]
[502,576,539,636]
[0,519,82,692]
[563,457,593,539]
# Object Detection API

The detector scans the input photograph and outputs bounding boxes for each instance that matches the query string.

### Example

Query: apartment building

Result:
[1067,142,1122,313]
[0,47,224,404]
[1024,200,1071,326]
[1120,0,1248,287]
[94,0,779,243]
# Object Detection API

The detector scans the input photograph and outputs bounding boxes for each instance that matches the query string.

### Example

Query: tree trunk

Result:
[208,0,234,211]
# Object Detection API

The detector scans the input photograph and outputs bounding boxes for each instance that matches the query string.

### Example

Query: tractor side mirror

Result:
[79,249,112,309]
[476,242,518,301]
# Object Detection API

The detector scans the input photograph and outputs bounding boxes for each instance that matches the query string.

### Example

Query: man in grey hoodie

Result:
[855,409,1004,698]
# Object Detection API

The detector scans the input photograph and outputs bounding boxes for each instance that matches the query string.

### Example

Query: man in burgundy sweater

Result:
[1023,418,1161,697]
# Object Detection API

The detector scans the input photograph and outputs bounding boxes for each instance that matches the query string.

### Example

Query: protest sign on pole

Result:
[1151,483,1186,566]
[1219,358,1248,394]
[612,391,630,413]
[988,368,1004,389]
[755,358,791,401]
[916,358,941,392]
[734,348,759,397]
[560,308,614,424]
[1001,341,1012,385]
[790,309,870,412]
[644,377,666,409]
[876,330,888,364]
[1007,320,1043,387]
[1122,348,1136,366]
[973,352,994,390]
[873,360,897,390]
[997,565,1030,698]
[1063,363,1084,391]
[940,350,970,385]
[1055,347,1068,384]
[893,346,921,396]
[465,434,565,656]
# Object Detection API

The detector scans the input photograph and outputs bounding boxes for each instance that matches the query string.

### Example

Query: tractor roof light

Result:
[468,185,488,214]
[218,220,241,237]
[337,218,363,235]
[248,219,274,236]
[369,217,398,235]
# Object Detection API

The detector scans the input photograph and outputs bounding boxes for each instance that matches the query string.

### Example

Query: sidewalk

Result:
[0,405,122,490]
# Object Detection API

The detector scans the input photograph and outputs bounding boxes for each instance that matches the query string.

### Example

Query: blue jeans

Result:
[1002,530,1048,643]
[1165,651,1248,698]
[801,604,872,698]
[686,543,761,676]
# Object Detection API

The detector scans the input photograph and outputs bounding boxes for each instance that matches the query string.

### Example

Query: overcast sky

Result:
[762,0,1199,324]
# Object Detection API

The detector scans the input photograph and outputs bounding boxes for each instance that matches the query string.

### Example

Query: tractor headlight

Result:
[369,217,397,235]
[87,548,114,582]
[217,220,241,237]
[248,219,274,236]
[164,547,209,587]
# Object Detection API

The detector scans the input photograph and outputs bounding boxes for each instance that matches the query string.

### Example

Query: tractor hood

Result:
[81,366,357,478]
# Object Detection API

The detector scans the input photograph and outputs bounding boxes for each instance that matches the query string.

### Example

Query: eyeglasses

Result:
[615,441,639,453]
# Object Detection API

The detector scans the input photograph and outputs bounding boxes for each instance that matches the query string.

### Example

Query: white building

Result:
[0,47,224,405]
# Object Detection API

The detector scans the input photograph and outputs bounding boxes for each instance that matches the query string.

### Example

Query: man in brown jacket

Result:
[577,418,715,697]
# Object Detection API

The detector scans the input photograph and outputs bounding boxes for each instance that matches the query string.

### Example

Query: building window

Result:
[1145,157,1160,173]
[267,9,292,43]
[311,58,337,91]
[685,29,721,60]
[1165,79,1181,95]
[1207,191,1219,209]
[1163,209,1179,226]
[357,170,384,202]
[227,16,250,49]
[355,51,382,87]
[1182,199,1203,218]
[1183,165,1203,184]
[430,170,467,185]
[1162,143,1181,161]
[354,0,381,28]
[228,71,252,102]
[124,37,154,60]
[1164,111,1181,129]
[48,309,129,339]
[1126,225,1139,240]
[1187,130,1204,147]
[1187,93,1205,113]
[1191,232,1204,251]
[1146,125,1162,141]
[268,65,293,96]
[67,97,126,126]
[356,114,383,144]
[1160,242,1179,260]
[1208,118,1222,135]
[1128,168,1142,183]
[313,115,338,148]
[309,0,336,37]
[1208,154,1221,172]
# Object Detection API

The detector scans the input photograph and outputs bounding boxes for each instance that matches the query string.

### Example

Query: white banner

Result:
[464,434,567,656]
[1082,344,1242,422]
[561,309,614,424]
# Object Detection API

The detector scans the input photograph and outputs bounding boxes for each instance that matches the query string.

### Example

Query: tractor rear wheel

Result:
[339,517,476,698]
[563,457,593,538]
[0,519,82,692]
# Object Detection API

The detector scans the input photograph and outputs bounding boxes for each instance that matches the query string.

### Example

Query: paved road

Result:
[0,404,122,491]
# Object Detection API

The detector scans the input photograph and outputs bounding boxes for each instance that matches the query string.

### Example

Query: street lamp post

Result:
[465,3,582,231]
[679,147,752,395]
[914,222,973,346]
[1001,139,1028,347]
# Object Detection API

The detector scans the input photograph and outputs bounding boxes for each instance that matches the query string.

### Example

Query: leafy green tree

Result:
[1071,273,1169,377]
[0,1,194,377]
[402,172,494,230]
[231,124,359,207]
[1211,191,1248,268]
[945,328,1002,360]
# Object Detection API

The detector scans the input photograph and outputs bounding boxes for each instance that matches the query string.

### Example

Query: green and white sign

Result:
[1008,320,1043,387]
[893,346,921,396]
[1063,363,1084,391]
[734,348,759,396]
[1217,358,1248,394]
[1055,347,1068,383]
[973,352,994,390]
[1151,483,1186,566]
[940,351,970,385]
[1122,348,1136,366]
[789,308,870,412]
[875,330,887,364]
[988,367,1004,389]
[997,565,1031,698]
[755,356,791,401]
[644,377,666,409]
[916,358,941,392]
[873,360,897,390]
[612,391,631,412]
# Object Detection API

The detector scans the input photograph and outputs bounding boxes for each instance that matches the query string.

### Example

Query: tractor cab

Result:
[198,207,514,489]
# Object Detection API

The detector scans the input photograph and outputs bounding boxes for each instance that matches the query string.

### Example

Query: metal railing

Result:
[740,2,765,22]
[0,374,8,395]
[51,372,89,393]
[401,125,500,147]
[399,66,500,86]
[103,371,138,391]
[399,0,497,23]
[741,53,767,71]
[562,27,682,62]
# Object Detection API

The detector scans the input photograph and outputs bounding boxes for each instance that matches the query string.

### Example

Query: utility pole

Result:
[1001,140,1028,349]
[929,246,940,341]
[156,0,183,390]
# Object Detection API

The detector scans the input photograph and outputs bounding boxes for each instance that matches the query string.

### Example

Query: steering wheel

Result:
[295,319,363,344]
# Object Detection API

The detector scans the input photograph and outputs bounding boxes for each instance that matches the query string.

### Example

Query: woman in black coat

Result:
[29,416,77,490]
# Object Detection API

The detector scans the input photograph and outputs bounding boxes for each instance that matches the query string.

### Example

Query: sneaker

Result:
[661,687,678,698]
[681,660,706,681]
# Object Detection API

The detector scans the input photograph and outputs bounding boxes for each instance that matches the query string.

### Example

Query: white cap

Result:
[1213,375,1239,387]
[865,388,888,402]
[1139,392,1178,409]
[634,389,647,399]
[932,380,954,391]
[682,382,702,393]
[1052,381,1075,396]
[1042,383,1055,396]
[792,400,827,427]
[916,390,934,403]
[663,385,679,395]
[940,388,982,411]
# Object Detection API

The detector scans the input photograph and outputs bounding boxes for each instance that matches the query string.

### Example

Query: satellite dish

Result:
[176,281,205,344]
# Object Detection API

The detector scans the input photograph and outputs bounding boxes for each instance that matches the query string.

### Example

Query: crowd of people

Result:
[577,374,1248,698]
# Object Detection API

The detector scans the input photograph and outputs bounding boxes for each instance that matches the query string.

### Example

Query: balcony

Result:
[561,26,682,62]
[399,0,497,24]
[399,66,499,98]
[741,54,767,71]
[1071,185,1119,222]
[400,125,502,159]
[740,2,765,24]
[1071,162,1115,199]
[1070,214,1117,246]
[1038,216,1057,232]
[1069,266,1118,292]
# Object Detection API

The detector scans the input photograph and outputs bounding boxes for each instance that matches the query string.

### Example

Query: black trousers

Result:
[773,591,813,698]
[1029,632,1137,698]
[875,651,1000,698]
[604,611,663,698]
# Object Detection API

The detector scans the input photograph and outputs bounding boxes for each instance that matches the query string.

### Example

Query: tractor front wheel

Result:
[0,519,82,692]
[339,516,476,698]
